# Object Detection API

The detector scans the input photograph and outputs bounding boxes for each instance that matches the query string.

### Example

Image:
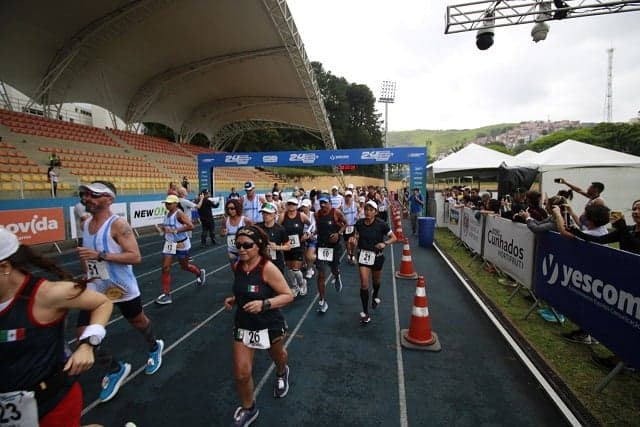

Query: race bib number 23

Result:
[0,391,39,427]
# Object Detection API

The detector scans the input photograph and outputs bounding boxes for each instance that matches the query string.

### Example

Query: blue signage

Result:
[535,233,640,369]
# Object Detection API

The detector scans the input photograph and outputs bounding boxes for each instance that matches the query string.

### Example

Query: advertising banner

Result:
[0,208,65,244]
[460,207,484,255]
[447,206,461,238]
[68,203,127,239]
[129,201,168,228]
[536,233,640,370]
[483,216,536,288]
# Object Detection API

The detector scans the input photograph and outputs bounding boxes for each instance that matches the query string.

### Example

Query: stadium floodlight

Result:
[476,11,495,50]
[531,1,552,42]
[379,81,396,190]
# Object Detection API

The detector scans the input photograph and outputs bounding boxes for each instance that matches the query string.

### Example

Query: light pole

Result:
[379,80,396,190]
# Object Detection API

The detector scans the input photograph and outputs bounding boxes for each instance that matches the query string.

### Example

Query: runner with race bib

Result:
[220,198,253,266]
[223,226,294,427]
[351,200,397,324]
[279,198,311,297]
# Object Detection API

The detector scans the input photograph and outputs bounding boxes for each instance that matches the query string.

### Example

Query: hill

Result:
[387,124,517,158]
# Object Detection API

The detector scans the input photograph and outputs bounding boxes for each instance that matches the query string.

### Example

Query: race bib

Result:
[86,260,109,280]
[345,225,354,235]
[358,249,376,266]
[237,328,270,350]
[163,240,177,254]
[318,247,334,261]
[0,391,39,427]
[227,235,236,249]
[289,234,300,248]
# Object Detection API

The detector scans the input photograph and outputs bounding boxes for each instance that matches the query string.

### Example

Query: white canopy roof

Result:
[431,143,536,177]
[514,150,540,162]
[535,140,640,171]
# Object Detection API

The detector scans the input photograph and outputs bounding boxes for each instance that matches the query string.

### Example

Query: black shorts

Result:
[76,296,143,326]
[317,243,343,270]
[284,247,305,262]
[358,252,385,271]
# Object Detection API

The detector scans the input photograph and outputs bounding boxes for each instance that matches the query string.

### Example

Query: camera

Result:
[476,12,495,51]
[531,21,549,43]
[554,178,562,183]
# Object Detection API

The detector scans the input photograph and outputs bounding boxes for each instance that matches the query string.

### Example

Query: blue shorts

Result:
[163,249,190,259]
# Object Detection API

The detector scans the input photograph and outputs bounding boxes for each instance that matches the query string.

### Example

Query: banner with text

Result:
[0,208,65,245]
[536,233,640,370]
[460,207,485,255]
[129,201,168,228]
[447,206,461,238]
[483,216,536,288]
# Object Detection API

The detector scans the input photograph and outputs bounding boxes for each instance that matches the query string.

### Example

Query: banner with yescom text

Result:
[129,201,168,228]
[483,215,536,288]
[68,203,127,239]
[535,233,640,370]
[447,206,461,238]
[460,207,484,255]
[0,208,65,244]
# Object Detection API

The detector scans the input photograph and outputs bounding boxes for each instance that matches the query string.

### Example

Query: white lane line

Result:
[433,242,581,427]
[81,305,227,416]
[391,241,409,427]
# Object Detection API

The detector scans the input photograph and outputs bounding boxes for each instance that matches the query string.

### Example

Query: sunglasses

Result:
[235,241,255,250]
[226,206,236,211]
[80,191,108,199]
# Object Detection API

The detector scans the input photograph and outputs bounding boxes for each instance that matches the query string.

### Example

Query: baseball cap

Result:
[358,196,366,203]
[164,195,180,204]
[260,202,277,213]
[347,183,354,189]
[244,181,255,191]
[365,200,378,210]
[344,190,353,196]
[331,185,339,191]
[301,199,312,208]
[318,196,330,204]
[286,197,300,206]
[78,182,116,197]
[0,227,20,260]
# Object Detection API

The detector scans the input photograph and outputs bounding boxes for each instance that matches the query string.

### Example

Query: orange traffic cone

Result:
[401,276,441,351]
[394,222,405,241]
[395,238,418,279]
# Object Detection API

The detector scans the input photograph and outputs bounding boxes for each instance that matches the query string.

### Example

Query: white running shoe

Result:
[317,299,328,313]
[305,267,315,279]
[299,279,308,296]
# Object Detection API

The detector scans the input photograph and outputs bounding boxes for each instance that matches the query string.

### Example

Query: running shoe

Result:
[348,255,356,265]
[317,299,328,313]
[145,339,164,375]
[99,361,131,402]
[291,286,300,298]
[372,297,381,309]
[299,279,308,296]
[231,404,259,427]
[360,312,371,324]
[305,267,315,279]
[334,275,343,293]
[273,365,290,398]
[196,268,206,286]
[155,293,173,305]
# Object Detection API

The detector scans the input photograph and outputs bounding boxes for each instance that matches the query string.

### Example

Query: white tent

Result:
[514,150,540,162]
[431,143,536,178]
[536,140,640,217]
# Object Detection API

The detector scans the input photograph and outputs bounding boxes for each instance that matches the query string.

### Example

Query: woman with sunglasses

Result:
[220,198,253,265]
[1,227,113,427]
[224,226,294,427]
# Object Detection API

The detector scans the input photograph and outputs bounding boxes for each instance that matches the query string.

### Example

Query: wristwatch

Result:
[97,251,107,262]
[78,335,102,348]
[262,299,272,312]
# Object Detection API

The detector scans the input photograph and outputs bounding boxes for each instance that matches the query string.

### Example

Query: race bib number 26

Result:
[237,328,270,350]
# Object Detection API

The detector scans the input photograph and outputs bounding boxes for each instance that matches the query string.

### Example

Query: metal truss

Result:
[211,120,321,151]
[445,0,640,34]
[261,0,344,188]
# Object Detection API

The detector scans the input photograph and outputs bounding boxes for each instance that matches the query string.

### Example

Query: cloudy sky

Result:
[286,0,640,131]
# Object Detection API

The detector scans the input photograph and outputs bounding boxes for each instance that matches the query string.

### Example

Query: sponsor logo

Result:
[540,255,640,320]
[262,155,278,163]
[408,152,425,158]
[133,206,168,218]
[224,154,252,165]
[289,153,318,164]
[486,227,525,269]
[2,215,59,236]
[329,154,350,160]
[361,150,393,161]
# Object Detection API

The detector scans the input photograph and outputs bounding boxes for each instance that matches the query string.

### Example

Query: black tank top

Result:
[0,274,69,416]
[316,208,341,246]
[282,212,305,238]
[232,257,285,331]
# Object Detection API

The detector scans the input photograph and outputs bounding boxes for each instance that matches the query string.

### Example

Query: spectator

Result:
[49,152,61,167]
[181,176,190,191]
[167,182,178,196]
[329,186,344,210]
[272,182,280,194]
[556,178,605,224]
[228,187,241,201]
[477,192,500,214]
[197,189,220,247]
[408,188,424,235]
[47,166,58,198]
[177,187,204,238]
[520,195,567,234]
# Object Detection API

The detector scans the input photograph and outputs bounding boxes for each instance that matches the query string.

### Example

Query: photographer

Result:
[555,178,605,225]
[197,189,220,247]
[519,195,567,234]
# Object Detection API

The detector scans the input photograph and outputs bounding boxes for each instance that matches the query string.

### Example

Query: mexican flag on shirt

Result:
[0,328,26,342]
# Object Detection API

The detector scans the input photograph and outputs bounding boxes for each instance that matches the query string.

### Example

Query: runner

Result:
[279,198,311,296]
[76,181,164,403]
[223,226,294,427]
[155,195,206,305]
[314,195,347,313]
[1,227,112,427]
[342,190,358,265]
[299,199,317,279]
[242,181,264,223]
[220,198,253,265]
[255,202,290,276]
[351,200,397,324]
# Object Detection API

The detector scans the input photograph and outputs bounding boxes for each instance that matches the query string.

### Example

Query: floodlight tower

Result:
[379,80,396,190]
[604,48,614,122]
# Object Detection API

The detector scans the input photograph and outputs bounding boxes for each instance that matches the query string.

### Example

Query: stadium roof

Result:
[0,0,335,150]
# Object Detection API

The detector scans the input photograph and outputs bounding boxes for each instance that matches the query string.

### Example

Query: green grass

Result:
[435,228,639,426]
